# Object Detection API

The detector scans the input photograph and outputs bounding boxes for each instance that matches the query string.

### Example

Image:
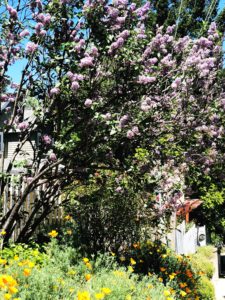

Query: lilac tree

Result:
[0,0,224,245]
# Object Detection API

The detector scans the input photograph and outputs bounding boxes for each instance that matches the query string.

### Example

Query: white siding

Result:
[6,140,35,160]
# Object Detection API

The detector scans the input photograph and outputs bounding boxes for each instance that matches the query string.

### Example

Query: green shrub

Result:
[0,242,47,266]
[190,246,215,279]
[196,245,215,260]
[118,240,203,299]
[197,275,215,300]
[0,237,216,299]
[0,240,168,300]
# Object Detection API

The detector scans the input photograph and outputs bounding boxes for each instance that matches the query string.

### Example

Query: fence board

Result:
[2,179,63,241]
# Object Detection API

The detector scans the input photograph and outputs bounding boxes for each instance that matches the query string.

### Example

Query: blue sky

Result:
[7,0,225,84]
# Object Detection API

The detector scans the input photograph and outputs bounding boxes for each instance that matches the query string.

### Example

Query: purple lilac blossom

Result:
[79,56,94,68]
[84,99,93,107]
[137,75,156,84]
[18,122,29,131]
[42,135,52,145]
[25,42,38,54]
[50,87,60,96]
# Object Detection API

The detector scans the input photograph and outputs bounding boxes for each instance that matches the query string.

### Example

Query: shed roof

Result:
[176,199,203,216]
[1,102,10,111]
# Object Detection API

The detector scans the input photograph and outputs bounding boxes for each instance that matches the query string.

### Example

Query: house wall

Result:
[0,103,13,131]
[3,132,37,171]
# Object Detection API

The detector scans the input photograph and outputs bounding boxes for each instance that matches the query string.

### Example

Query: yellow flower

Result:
[169,274,175,280]
[0,258,7,265]
[64,215,72,221]
[23,268,31,276]
[128,266,134,272]
[125,295,132,300]
[95,293,105,299]
[147,284,153,289]
[113,270,125,277]
[67,269,76,276]
[164,290,171,296]
[0,274,17,287]
[66,230,72,235]
[85,274,91,281]
[160,267,166,272]
[1,230,6,236]
[130,258,136,265]
[77,291,91,300]
[32,249,39,257]
[28,262,35,268]
[180,291,187,297]
[48,230,58,238]
[158,277,163,282]
[119,256,126,261]
[166,298,173,300]
[161,254,167,258]
[85,262,92,270]
[4,294,11,300]
[14,255,19,261]
[101,287,111,295]
[8,286,18,294]
[83,257,89,263]
[111,252,115,256]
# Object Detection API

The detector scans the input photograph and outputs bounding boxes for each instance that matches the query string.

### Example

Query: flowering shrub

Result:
[116,240,214,299]
[0,237,216,299]
[0,0,224,243]
[0,240,168,300]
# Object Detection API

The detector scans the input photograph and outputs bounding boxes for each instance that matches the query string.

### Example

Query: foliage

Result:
[195,245,215,260]
[192,184,225,242]
[114,240,209,299]
[0,227,217,300]
[149,0,224,37]
[189,246,215,279]
[0,240,171,300]
[0,0,224,245]
[196,275,215,300]
[65,170,170,253]
[0,243,47,266]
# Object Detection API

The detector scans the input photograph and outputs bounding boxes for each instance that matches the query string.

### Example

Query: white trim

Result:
[0,132,4,152]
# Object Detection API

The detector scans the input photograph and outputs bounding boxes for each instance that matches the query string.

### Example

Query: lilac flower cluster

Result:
[42,135,52,145]
[19,29,30,38]
[50,87,60,96]
[119,115,129,128]
[25,42,38,54]
[141,97,158,112]
[79,56,94,68]
[126,126,139,139]
[67,72,84,92]
[74,39,85,53]
[137,75,156,84]
[135,1,150,20]
[35,22,46,37]
[36,13,51,26]
[17,122,29,131]
[7,6,17,19]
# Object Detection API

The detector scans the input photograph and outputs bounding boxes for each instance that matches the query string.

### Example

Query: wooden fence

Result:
[175,221,206,254]
[2,175,63,241]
